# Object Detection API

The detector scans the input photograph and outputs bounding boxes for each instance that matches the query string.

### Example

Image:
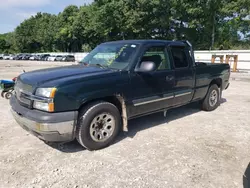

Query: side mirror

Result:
[135,61,157,73]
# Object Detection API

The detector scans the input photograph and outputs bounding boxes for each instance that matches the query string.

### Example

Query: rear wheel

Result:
[1,91,5,98]
[76,101,121,150]
[201,84,220,111]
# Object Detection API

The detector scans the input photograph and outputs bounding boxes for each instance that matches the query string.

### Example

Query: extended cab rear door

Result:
[168,45,195,106]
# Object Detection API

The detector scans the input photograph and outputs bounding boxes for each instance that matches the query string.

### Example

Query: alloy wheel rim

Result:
[209,90,218,107]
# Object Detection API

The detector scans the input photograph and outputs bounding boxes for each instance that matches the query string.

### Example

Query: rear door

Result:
[127,44,175,117]
[169,45,195,105]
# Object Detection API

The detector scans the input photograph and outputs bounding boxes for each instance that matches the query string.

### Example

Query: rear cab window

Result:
[170,46,190,69]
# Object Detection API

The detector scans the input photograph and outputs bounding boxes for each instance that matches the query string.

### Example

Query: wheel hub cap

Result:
[89,113,115,142]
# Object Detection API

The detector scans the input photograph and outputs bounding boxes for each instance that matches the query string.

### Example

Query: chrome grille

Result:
[14,79,33,107]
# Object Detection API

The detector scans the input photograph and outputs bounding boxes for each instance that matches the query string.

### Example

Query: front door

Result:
[127,45,175,118]
[169,46,195,105]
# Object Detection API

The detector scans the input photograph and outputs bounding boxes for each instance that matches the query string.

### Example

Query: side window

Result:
[141,46,171,70]
[171,47,189,68]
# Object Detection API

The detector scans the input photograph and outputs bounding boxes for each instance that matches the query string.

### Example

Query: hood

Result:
[19,65,113,87]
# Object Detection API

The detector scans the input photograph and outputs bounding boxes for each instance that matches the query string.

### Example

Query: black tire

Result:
[76,101,121,151]
[201,84,220,111]
[5,92,12,99]
[1,91,5,98]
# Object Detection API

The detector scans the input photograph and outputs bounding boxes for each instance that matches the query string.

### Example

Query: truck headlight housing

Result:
[33,88,56,112]
[33,101,54,112]
[36,88,56,98]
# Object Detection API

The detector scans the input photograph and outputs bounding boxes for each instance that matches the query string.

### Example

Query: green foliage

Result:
[81,44,92,52]
[0,34,8,53]
[55,5,80,52]
[1,0,249,53]
[0,33,17,53]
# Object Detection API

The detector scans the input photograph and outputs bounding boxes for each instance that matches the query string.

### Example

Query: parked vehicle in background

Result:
[39,54,50,61]
[0,54,4,60]
[10,40,230,151]
[3,54,11,60]
[47,55,56,61]
[9,55,15,60]
[13,54,20,60]
[35,55,41,61]
[29,55,40,61]
[62,55,75,62]
[16,54,27,60]
[21,54,31,60]
[29,55,36,60]
[54,55,63,61]
[44,56,50,61]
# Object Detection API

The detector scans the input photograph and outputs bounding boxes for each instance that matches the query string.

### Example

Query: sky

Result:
[0,0,93,34]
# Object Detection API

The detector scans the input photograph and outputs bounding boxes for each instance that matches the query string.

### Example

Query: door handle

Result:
[166,76,174,81]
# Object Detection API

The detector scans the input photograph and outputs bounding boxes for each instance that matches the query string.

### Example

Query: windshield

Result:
[80,43,139,70]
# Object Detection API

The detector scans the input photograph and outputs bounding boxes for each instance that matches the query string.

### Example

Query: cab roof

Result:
[103,40,186,46]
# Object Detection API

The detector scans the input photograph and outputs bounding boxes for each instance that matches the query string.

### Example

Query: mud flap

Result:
[116,95,128,132]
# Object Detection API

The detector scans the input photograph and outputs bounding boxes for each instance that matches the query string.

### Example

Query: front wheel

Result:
[201,84,220,111]
[76,101,121,150]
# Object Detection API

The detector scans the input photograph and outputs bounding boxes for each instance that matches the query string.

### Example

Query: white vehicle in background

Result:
[29,55,40,61]
[47,55,56,61]
[9,55,15,60]
[48,55,63,61]
[29,55,35,60]
[3,54,11,60]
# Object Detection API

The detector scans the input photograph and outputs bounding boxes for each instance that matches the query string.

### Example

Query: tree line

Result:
[0,0,249,53]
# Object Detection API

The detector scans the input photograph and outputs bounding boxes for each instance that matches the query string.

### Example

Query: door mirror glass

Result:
[135,61,157,72]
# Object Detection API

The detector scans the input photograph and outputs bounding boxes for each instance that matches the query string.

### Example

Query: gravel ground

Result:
[0,60,250,188]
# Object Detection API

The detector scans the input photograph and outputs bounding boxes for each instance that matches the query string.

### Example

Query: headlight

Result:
[33,88,56,112]
[33,101,54,112]
[35,88,56,98]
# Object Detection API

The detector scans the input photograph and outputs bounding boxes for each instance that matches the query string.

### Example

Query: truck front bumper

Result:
[10,96,78,142]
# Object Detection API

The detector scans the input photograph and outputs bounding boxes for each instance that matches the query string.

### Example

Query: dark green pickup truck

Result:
[10,40,230,150]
